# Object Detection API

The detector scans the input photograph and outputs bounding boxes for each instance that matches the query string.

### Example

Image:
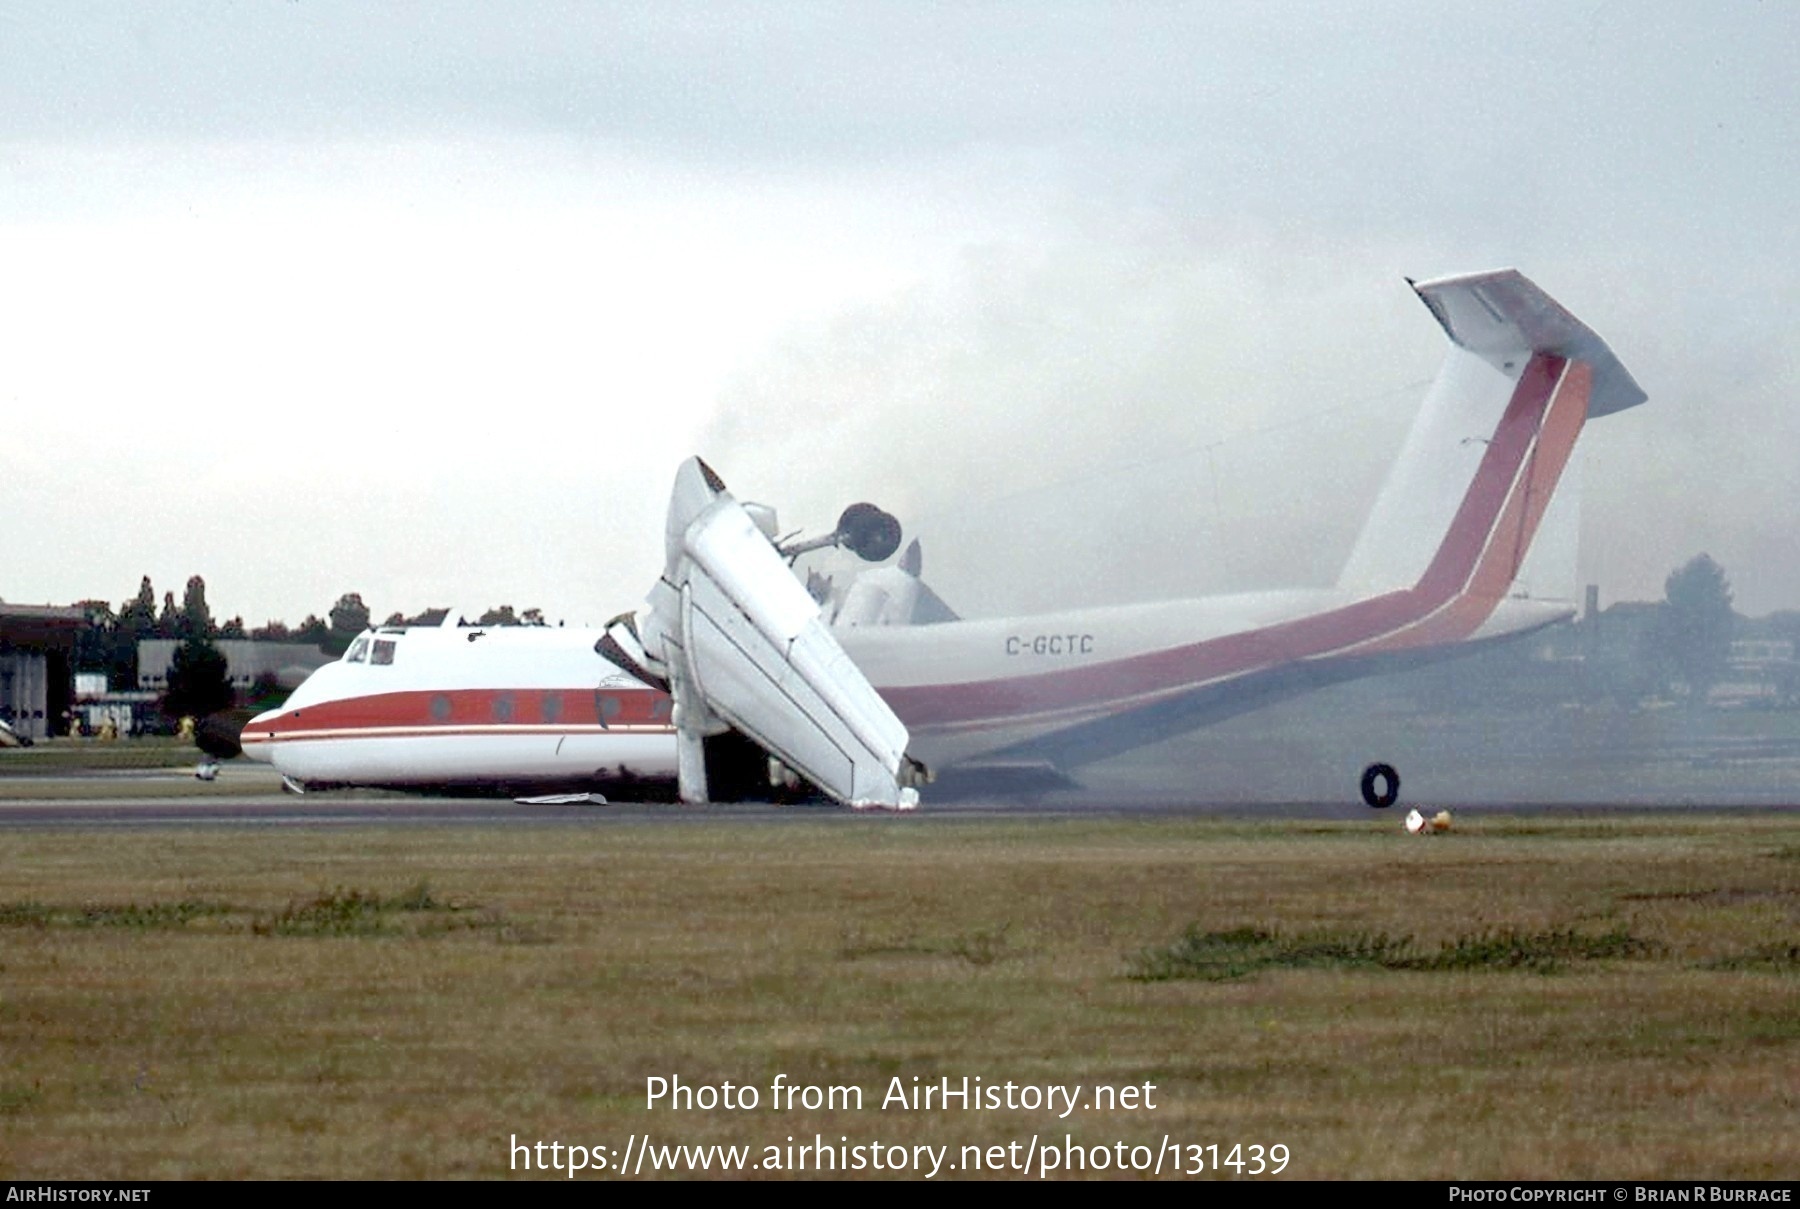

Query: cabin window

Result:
[371,639,397,666]
[345,635,371,663]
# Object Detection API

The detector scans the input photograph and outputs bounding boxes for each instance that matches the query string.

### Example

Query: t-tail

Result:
[937,270,1648,778]
[1333,269,1645,649]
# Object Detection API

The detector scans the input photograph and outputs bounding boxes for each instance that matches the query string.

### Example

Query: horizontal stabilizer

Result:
[1411,269,1645,417]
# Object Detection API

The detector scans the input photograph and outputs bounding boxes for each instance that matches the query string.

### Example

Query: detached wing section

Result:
[639,458,920,810]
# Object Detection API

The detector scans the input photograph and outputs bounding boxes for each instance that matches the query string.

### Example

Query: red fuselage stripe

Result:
[246,686,672,740]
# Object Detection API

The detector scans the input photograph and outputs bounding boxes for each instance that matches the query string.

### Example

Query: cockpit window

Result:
[371,638,397,666]
[345,635,371,663]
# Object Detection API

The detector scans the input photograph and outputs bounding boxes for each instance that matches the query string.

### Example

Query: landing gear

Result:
[1360,762,1400,808]
[194,760,220,782]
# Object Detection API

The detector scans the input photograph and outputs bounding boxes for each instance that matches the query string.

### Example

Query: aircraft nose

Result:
[239,708,279,764]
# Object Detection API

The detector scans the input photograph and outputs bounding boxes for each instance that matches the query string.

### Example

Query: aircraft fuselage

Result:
[241,585,1574,791]
[240,269,1645,803]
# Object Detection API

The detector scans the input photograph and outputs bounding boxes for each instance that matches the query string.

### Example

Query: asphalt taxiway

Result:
[0,785,1387,827]
[1,772,1792,829]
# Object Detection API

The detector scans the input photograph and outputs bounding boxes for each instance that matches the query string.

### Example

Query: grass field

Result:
[0,812,1794,1179]
[0,737,210,773]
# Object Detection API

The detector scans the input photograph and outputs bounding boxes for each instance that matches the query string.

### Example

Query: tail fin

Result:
[1336,270,1644,601]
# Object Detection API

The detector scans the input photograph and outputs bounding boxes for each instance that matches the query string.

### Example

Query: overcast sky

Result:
[3,2,1796,627]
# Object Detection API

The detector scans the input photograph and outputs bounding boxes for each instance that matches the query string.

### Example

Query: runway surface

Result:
[1,770,1792,829]
[0,786,1390,827]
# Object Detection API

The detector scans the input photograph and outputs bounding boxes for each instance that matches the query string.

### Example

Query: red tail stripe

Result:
[885,354,1569,728]
[1346,358,1590,655]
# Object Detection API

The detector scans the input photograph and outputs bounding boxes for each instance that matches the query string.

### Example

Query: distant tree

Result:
[521,607,546,627]
[478,604,520,627]
[218,616,247,639]
[383,612,407,627]
[114,576,160,687]
[72,600,116,677]
[180,575,214,641]
[407,607,450,626]
[329,592,371,635]
[1660,554,1736,704]
[252,619,291,642]
[158,591,179,639]
[324,592,372,656]
[294,615,329,646]
[163,634,235,720]
[121,576,157,631]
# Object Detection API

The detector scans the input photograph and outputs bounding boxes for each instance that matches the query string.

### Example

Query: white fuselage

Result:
[241,584,1573,789]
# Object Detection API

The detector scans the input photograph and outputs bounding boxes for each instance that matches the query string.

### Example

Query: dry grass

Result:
[0,737,210,773]
[0,813,1794,1179]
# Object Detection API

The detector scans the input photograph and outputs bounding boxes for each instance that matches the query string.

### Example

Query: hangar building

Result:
[0,602,84,741]
[136,639,332,693]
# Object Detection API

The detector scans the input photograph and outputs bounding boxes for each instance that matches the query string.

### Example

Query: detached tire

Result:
[1360,762,1400,808]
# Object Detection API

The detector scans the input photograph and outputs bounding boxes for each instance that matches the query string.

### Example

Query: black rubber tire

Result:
[837,502,903,563]
[1360,762,1400,808]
